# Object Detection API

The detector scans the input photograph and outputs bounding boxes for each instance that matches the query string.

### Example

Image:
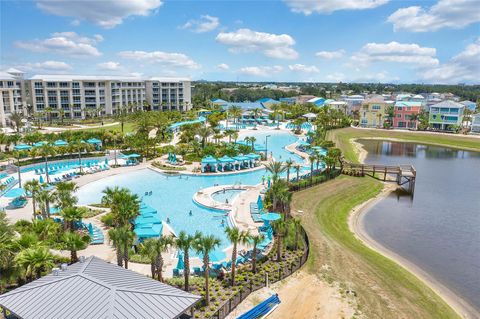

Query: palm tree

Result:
[108,226,135,268]
[309,155,315,183]
[15,246,55,282]
[291,218,302,250]
[36,188,54,219]
[141,236,174,281]
[44,107,53,125]
[197,126,212,149]
[285,159,293,182]
[54,181,78,210]
[272,220,288,261]
[101,187,140,228]
[294,164,301,181]
[175,231,200,291]
[194,234,221,305]
[249,233,265,273]
[9,111,24,133]
[264,161,287,184]
[62,231,90,263]
[60,207,84,231]
[224,227,250,286]
[38,144,57,184]
[24,180,43,216]
[12,150,26,188]
[229,106,242,124]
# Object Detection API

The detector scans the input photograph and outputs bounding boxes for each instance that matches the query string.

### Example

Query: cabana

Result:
[53,140,68,147]
[201,155,218,172]
[302,113,317,121]
[217,155,236,171]
[246,153,261,166]
[233,154,252,169]
[13,144,32,151]
[134,223,163,241]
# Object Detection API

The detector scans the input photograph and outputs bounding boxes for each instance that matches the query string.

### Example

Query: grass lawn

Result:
[76,121,137,134]
[328,127,480,163]
[291,176,460,318]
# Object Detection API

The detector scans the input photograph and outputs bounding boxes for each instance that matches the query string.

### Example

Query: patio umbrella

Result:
[54,140,68,146]
[261,212,281,222]
[128,153,141,158]
[4,187,25,198]
[105,158,109,165]
[33,141,47,147]
[39,175,44,183]
[176,252,185,270]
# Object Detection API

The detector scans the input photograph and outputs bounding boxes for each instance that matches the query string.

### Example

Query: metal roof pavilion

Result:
[0,256,200,319]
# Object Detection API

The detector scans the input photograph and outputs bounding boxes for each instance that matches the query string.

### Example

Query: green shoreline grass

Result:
[328,127,480,163]
[289,127,477,317]
[293,176,461,318]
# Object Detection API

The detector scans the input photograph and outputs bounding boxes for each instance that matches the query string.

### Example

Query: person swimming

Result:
[149,191,152,196]
[166,217,170,224]
[225,199,229,204]
[189,210,193,216]
[221,219,225,226]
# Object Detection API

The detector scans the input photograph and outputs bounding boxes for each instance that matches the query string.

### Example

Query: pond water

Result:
[360,140,480,313]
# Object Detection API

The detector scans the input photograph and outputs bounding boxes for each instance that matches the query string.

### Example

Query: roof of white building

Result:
[5,68,25,74]
[0,71,17,80]
[29,75,190,82]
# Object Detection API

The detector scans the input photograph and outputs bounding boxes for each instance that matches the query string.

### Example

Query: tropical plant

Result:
[249,233,265,273]
[24,180,42,216]
[272,219,288,261]
[264,161,287,184]
[38,144,57,183]
[15,246,55,282]
[285,159,293,182]
[175,231,201,291]
[108,226,135,268]
[59,207,84,231]
[294,164,301,181]
[224,227,250,286]
[139,236,174,281]
[194,234,221,305]
[9,111,24,133]
[197,127,212,149]
[61,231,90,263]
[101,187,140,228]
[54,181,78,210]
[36,188,54,219]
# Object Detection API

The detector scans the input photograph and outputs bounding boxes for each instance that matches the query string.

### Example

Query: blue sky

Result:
[1,0,479,83]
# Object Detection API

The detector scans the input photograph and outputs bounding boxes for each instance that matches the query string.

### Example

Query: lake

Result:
[360,139,480,313]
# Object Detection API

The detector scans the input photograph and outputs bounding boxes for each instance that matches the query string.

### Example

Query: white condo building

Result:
[0,69,26,127]
[0,73,192,127]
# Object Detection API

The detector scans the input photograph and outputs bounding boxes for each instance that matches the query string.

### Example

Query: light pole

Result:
[265,135,271,160]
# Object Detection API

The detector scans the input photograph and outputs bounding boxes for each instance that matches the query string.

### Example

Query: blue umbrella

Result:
[176,252,185,270]
[33,141,47,147]
[4,187,25,198]
[54,140,68,146]
[261,212,281,221]
[39,175,44,183]
[105,158,108,165]
[88,223,94,235]
[128,153,141,158]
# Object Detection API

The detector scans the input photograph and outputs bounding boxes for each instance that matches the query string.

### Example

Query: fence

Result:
[211,226,309,319]
[288,169,341,192]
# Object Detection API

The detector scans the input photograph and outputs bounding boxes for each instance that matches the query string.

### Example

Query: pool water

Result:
[211,189,245,204]
[77,131,309,261]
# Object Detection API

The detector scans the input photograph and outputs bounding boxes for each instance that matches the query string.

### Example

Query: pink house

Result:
[393,101,422,129]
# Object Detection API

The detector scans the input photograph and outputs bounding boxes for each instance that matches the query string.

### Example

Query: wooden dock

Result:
[342,161,417,194]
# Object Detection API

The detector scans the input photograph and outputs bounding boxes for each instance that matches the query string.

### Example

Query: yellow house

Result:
[360,95,388,128]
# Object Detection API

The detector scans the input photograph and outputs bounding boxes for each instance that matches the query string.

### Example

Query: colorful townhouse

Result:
[393,101,422,129]
[428,100,464,131]
[359,95,388,128]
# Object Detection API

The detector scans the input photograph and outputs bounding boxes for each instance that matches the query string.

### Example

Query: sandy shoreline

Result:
[348,140,479,319]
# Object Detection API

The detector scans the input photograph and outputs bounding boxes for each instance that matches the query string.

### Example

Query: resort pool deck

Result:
[211,188,245,204]
[76,129,310,262]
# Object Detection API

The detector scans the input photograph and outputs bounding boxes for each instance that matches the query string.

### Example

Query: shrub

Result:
[100,213,114,227]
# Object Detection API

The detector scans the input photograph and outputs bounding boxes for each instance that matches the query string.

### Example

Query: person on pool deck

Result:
[225,199,229,204]
[167,217,170,224]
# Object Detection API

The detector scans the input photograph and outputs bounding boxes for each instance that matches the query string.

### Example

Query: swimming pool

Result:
[211,189,245,204]
[76,130,309,261]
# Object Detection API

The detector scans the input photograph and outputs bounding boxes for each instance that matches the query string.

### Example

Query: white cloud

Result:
[288,64,319,73]
[13,61,73,73]
[315,49,346,59]
[238,66,284,77]
[351,41,439,67]
[216,28,299,60]
[217,63,230,70]
[36,0,163,28]
[421,38,480,83]
[284,0,389,14]
[97,61,121,70]
[388,0,480,32]
[118,50,200,69]
[326,72,346,82]
[15,32,102,57]
[181,15,220,33]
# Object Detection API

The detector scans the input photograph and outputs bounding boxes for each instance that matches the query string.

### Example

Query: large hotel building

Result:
[0,69,192,128]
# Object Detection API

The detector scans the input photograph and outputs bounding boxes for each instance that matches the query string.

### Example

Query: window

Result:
[47,82,57,88]
[396,114,401,118]
[372,104,381,110]
[59,82,69,88]
[398,122,406,127]
[72,82,80,88]
[35,89,44,96]
[34,82,43,88]
[397,106,403,111]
